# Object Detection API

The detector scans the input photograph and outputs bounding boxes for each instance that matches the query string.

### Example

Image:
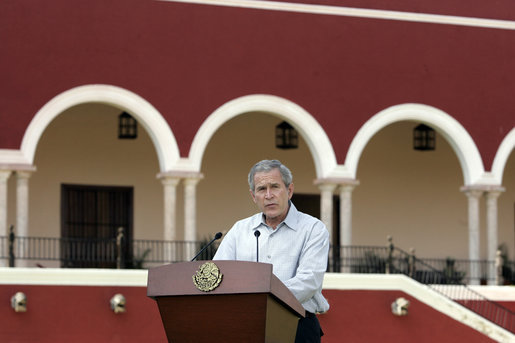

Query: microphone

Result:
[190,232,223,261]
[254,230,261,262]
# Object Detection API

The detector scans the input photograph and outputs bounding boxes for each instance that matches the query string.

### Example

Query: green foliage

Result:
[441,257,465,284]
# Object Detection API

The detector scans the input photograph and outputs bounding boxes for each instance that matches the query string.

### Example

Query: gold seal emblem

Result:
[192,262,223,292]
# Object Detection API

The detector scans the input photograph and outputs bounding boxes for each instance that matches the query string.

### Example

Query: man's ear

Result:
[250,189,257,203]
[287,183,294,199]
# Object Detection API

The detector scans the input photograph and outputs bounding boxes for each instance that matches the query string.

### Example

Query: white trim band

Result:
[160,0,515,31]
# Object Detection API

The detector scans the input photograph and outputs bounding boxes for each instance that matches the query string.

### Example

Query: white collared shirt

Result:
[213,203,330,313]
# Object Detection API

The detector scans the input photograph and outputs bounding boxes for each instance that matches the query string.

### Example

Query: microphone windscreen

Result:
[254,230,261,237]
[215,232,223,239]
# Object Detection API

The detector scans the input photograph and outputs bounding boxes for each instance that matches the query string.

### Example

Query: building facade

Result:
[0,0,514,284]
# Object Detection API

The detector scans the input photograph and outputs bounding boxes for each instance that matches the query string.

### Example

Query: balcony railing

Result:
[1,233,514,333]
[1,234,514,284]
[0,235,218,269]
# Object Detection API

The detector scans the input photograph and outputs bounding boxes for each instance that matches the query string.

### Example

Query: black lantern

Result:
[413,124,435,151]
[275,121,298,149]
[118,112,137,139]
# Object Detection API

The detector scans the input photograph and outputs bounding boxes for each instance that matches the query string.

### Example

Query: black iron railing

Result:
[0,234,512,284]
[329,244,515,333]
[1,234,514,332]
[0,235,217,268]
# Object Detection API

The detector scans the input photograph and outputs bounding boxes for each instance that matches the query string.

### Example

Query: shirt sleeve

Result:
[282,221,329,304]
[212,225,237,260]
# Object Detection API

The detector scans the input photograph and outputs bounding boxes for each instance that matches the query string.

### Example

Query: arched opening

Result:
[196,111,323,239]
[354,121,466,259]
[17,102,164,267]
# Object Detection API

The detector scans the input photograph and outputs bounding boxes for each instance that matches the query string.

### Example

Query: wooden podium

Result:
[147,261,305,343]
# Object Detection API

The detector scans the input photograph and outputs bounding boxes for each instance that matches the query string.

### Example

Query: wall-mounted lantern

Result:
[110,293,126,314]
[275,121,298,149]
[11,292,27,312]
[391,297,410,316]
[118,112,138,139]
[413,124,435,151]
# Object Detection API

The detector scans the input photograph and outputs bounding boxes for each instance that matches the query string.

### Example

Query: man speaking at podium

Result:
[213,160,330,343]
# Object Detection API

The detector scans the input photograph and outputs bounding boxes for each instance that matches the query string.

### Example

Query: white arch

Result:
[187,94,337,178]
[19,84,179,172]
[345,103,485,185]
[491,127,515,184]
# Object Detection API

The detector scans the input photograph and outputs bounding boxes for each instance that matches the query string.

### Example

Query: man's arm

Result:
[283,222,329,304]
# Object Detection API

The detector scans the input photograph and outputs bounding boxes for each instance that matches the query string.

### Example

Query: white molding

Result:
[0,267,148,287]
[189,94,337,178]
[19,84,179,172]
[159,0,515,31]
[491,127,515,184]
[345,103,485,185]
[0,149,31,166]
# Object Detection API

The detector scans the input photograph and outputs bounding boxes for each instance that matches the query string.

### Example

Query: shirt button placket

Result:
[267,234,272,260]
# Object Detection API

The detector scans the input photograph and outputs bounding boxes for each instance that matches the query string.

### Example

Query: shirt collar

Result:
[253,201,299,232]
[282,201,299,231]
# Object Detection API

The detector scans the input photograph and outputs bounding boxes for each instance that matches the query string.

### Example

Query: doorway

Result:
[61,184,133,268]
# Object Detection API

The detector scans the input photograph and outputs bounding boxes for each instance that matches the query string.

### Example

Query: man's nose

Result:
[265,188,273,198]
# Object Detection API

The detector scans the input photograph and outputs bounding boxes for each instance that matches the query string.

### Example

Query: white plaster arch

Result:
[345,103,485,185]
[19,84,179,172]
[491,127,515,184]
[187,94,337,178]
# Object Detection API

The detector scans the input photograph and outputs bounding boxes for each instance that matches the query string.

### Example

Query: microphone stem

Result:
[256,238,259,262]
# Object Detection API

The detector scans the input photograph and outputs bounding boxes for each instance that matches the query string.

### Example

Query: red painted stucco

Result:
[320,290,497,343]
[0,284,167,342]
[0,284,504,342]
[1,0,514,168]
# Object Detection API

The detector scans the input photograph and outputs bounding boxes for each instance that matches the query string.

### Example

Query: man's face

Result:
[250,168,293,226]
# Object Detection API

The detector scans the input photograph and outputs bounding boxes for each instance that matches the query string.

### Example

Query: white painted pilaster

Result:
[183,174,203,260]
[461,187,483,285]
[158,174,180,262]
[0,170,12,267]
[16,170,33,267]
[485,188,504,285]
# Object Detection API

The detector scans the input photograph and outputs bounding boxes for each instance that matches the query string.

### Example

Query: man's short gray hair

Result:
[248,160,293,193]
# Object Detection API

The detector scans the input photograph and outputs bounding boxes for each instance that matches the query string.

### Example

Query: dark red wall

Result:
[1,0,514,168]
[0,284,502,342]
[320,290,497,343]
[0,284,167,342]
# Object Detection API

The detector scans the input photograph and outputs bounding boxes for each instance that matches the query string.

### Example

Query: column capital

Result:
[0,170,12,181]
[460,184,505,194]
[157,170,204,180]
[315,177,358,184]
[16,170,34,180]
[315,178,359,187]
[183,175,203,186]
[316,183,337,192]
[0,164,36,172]
[158,175,181,187]
[485,188,505,200]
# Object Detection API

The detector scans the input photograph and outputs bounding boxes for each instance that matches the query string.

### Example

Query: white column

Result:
[485,188,504,285]
[0,170,12,267]
[16,171,32,267]
[184,174,203,260]
[316,181,337,272]
[339,181,359,247]
[339,180,359,273]
[317,183,337,241]
[158,174,180,262]
[462,187,483,285]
